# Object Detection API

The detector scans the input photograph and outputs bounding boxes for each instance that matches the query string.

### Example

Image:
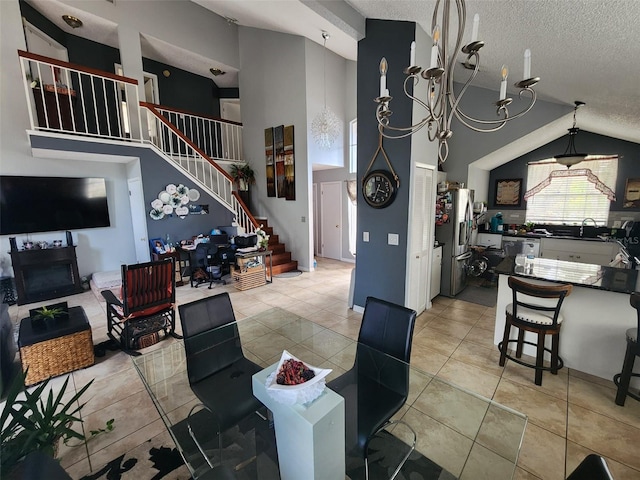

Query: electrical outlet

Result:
[388,233,399,246]
[363,231,369,242]
[301,216,306,222]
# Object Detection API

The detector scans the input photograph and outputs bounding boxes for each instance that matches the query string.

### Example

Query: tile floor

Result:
[4,258,640,479]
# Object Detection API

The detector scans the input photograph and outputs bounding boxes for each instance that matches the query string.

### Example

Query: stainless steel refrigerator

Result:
[435,188,474,297]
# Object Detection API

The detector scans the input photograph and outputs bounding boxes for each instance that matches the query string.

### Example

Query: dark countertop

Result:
[495,256,638,294]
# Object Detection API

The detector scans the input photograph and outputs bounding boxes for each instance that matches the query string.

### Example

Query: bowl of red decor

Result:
[266,350,332,405]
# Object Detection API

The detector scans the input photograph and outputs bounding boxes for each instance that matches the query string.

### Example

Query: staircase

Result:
[256,218,298,275]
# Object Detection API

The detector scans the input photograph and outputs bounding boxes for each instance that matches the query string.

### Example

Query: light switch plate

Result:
[363,231,369,242]
[388,233,399,246]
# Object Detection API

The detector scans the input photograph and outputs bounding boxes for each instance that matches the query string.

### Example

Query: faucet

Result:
[580,217,597,237]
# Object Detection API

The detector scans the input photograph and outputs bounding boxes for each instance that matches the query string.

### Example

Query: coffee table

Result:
[18,306,94,386]
[133,307,527,480]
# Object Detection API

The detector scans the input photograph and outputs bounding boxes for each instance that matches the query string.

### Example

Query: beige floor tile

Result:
[450,340,505,377]
[413,326,462,357]
[513,466,542,479]
[438,306,483,325]
[493,379,567,437]
[410,343,449,375]
[412,377,490,439]
[464,324,497,348]
[502,360,569,401]
[402,406,473,477]
[236,318,273,342]
[425,316,474,339]
[285,344,330,367]
[568,375,640,429]
[327,318,361,340]
[407,367,434,405]
[76,365,145,416]
[565,440,640,480]
[243,331,297,361]
[459,442,518,480]
[72,350,134,387]
[437,357,502,399]
[569,368,617,390]
[326,342,357,371]
[304,309,344,328]
[567,403,640,470]
[476,404,527,463]
[451,300,490,316]
[274,318,325,343]
[300,329,353,358]
[517,422,566,480]
[475,312,497,331]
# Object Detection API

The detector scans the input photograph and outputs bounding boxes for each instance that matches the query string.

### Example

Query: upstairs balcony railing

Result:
[154,105,243,163]
[18,50,142,142]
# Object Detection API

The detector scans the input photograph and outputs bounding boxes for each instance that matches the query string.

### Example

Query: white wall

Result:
[0,0,137,277]
[238,27,313,270]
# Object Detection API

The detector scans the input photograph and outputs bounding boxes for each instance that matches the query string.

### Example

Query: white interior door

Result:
[406,164,436,313]
[320,181,342,260]
[23,21,69,86]
[128,177,150,263]
[313,183,319,256]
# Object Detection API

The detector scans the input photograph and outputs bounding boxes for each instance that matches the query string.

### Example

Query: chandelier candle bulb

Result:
[471,14,479,42]
[410,41,416,66]
[430,26,440,68]
[379,57,388,97]
[500,65,508,99]
[523,49,531,79]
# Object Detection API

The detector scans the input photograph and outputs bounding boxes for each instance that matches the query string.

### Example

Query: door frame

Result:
[319,181,342,260]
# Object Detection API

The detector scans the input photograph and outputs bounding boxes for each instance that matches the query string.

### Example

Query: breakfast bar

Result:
[495,256,640,383]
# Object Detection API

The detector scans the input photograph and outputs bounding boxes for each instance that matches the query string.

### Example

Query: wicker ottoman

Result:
[18,306,94,386]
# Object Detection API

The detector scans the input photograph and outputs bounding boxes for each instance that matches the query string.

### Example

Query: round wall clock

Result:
[363,169,398,208]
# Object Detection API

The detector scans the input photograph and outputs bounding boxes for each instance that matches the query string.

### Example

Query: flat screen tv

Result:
[0,176,110,235]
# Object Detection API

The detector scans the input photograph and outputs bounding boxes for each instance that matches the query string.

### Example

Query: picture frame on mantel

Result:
[495,178,522,207]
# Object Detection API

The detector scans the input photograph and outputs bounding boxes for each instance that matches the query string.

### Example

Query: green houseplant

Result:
[230,164,256,192]
[0,370,113,476]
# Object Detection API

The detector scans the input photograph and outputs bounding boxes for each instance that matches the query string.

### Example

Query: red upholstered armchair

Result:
[102,259,180,355]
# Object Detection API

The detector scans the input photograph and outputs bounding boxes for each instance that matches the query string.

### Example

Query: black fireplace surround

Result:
[10,246,83,305]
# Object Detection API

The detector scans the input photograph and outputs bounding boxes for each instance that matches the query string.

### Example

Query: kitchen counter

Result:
[495,256,638,293]
[494,255,640,383]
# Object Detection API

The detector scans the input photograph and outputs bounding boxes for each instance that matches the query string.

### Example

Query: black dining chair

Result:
[178,293,264,467]
[327,296,417,480]
[567,454,614,480]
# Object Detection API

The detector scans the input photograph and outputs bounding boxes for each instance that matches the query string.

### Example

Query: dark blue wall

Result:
[353,19,415,307]
[489,131,640,211]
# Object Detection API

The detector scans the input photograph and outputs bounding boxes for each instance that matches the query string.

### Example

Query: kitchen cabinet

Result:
[539,238,619,265]
[477,233,502,248]
[431,246,442,300]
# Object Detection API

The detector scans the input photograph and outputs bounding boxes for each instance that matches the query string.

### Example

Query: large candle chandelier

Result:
[375,0,540,163]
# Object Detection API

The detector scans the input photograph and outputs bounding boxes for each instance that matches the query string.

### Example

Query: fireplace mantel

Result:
[10,246,83,305]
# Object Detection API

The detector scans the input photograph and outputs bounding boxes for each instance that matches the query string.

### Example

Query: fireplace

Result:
[10,246,83,305]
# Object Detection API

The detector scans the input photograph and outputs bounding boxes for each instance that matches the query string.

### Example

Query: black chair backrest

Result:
[356,297,417,396]
[178,293,243,384]
[508,276,572,327]
[193,242,219,267]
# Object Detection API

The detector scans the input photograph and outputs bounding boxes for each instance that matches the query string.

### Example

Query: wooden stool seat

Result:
[613,292,640,406]
[498,276,572,386]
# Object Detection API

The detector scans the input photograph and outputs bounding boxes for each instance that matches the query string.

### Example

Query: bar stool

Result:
[613,292,640,406]
[498,276,572,386]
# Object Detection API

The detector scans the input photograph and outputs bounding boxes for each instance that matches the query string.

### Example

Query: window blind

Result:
[525,158,617,225]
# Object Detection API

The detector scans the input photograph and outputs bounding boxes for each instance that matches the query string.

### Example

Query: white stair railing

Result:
[19,50,142,142]
[142,103,257,233]
[155,105,243,163]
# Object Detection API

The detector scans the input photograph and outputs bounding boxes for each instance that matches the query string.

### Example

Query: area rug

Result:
[455,284,497,307]
[273,270,302,278]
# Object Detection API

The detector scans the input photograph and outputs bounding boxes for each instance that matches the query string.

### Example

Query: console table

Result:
[10,247,83,305]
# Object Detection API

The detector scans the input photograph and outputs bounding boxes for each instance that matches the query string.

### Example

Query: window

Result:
[525,157,617,225]
[349,119,357,173]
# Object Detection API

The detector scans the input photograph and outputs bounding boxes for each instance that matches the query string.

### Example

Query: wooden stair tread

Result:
[271,261,298,276]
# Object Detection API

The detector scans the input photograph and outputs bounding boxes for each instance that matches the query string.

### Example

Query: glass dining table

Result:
[132,307,527,480]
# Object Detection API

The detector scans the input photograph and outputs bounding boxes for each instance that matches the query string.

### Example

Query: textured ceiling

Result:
[22,0,640,144]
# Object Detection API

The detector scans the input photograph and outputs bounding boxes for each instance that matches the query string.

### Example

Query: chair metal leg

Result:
[614,342,637,406]
[187,404,220,469]
[364,419,416,480]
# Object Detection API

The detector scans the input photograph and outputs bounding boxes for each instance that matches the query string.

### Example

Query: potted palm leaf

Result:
[0,370,113,477]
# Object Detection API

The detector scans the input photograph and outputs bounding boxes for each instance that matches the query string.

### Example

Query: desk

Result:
[152,250,185,286]
[133,308,526,479]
